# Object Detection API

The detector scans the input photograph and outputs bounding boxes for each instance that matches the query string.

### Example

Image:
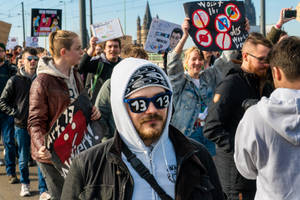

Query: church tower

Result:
[245,0,256,25]
[137,16,141,45]
[137,1,152,47]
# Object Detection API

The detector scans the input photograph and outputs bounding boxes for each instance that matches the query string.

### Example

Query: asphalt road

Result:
[0,143,40,200]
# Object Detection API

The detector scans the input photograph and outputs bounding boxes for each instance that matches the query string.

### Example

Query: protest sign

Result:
[26,37,39,47]
[90,18,124,43]
[184,1,248,51]
[144,18,182,53]
[6,37,19,50]
[296,2,300,22]
[0,21,12,45]
[45,92,104,177]
[31,8,62,37]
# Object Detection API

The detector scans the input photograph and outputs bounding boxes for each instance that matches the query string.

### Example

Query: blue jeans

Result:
[189,126,216,156]
[0,113,16,176]
[14,126,30,184]
[38,166,48,194]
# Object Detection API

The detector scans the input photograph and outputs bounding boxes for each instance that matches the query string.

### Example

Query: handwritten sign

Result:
[25,37,39,47]
[31,9,62,37]
[184,1,248,51]
[90,18,124,43]
[144,18,182,53]
[0,21,12,45]
[45,92,104,177]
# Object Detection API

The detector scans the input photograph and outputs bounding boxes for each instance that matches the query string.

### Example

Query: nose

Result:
[145,102,158,114]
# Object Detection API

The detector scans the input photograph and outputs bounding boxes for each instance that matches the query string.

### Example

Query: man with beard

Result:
[203,32,273,200]
[0,42,17,184]
[79,37,122,103]
[61,58,224,200]
[0,47,38,196]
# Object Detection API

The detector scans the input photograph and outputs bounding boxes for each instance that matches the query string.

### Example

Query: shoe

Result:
[39,191,51,200]
[20,184,31,197]
[8,174,19,184]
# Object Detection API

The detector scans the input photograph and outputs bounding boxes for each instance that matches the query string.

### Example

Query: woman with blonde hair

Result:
[28,30,100,199]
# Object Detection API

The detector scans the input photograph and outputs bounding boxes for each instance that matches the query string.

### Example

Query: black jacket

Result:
[61,125,225,200]
[78,53,121,103]
[0,69,34,128]
[203,68,272,193]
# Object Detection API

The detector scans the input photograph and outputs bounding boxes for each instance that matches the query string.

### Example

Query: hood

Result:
[110,57,173,153]
[19,67,35,80]
[257,88,300,145]
[36,56,69,79]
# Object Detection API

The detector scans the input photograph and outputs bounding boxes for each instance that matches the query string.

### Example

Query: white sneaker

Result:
[20,184,31,197]
[39,191,51,200]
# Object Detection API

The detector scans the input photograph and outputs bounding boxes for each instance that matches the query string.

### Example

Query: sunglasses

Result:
[27,56,39,61]
[246,52,268,64]
[124,91,172,113]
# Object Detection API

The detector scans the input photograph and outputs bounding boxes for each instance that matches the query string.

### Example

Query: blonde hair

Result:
[49,30,78,58]
[184,46,204,70]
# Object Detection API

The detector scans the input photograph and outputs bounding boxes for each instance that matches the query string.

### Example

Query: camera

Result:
[284,10,297,18]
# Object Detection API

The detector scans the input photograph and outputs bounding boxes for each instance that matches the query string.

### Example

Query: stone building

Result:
[136,1,152,47]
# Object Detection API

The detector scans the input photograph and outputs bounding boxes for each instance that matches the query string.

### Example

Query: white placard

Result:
[6,37,19,50]
[90,18,124,43]
[26,36,39,47]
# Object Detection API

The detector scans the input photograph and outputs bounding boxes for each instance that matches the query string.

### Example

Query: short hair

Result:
[171,28,183,38]
[22,47,37,57]
[242,32,273,52]
[184,46,204,70]
[36,47,45,54]
[129,46,148,60]
[104,38,121,49]
[269,36,300,81]
[13,45,22,51]
[49,30,78,58]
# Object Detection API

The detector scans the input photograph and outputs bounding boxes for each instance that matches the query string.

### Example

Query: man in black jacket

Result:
[62,58,224,200]
[203,32,273,200]
[0,43,18,184]
[79,37,122,103]
[0,47,38,197]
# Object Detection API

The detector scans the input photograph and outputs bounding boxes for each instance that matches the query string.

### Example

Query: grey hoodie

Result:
[234,88,300,200]
[37,56,79,102]
[110,58,176,200]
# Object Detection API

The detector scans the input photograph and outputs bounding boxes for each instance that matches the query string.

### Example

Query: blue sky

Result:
[1,0,299,48]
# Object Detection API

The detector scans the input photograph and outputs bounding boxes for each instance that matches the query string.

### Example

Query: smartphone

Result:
[284,10,297,18]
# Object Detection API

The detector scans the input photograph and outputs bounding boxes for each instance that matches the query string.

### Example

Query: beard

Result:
[136,113,166,144]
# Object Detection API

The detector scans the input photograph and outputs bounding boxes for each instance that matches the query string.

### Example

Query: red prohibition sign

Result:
[195,29,212,47]
[215,14,232,33]
[192,9,210,29]
[216,32,232,50]
[225,3,241,22]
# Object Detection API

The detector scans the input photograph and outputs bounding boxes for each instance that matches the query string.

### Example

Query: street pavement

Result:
[0,143,40,200]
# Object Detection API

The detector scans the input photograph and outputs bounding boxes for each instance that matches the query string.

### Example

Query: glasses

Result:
[246,52,268,64]
[27,56,39,61]
[124,91,172,113]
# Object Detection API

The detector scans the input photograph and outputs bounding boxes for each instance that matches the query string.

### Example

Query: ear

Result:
[60,48,66,56]
[242,52,248,62]
[272,66,282,82]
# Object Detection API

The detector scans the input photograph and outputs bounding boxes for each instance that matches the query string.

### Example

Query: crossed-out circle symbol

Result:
[225,3,241,22]
[195,29,212,47]
[216,33,232,50]
[215,14,231,33]
[192,9,210,29]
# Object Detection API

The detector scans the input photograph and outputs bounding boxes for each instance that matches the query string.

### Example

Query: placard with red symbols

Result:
[184,1,248,51]
[45,91,105,178]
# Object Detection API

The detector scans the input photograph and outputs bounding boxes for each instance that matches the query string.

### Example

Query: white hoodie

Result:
[234,88,300,200]
[110,58,177,200]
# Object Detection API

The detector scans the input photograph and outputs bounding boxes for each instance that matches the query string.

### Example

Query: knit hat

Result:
[0,43,6,51]
[124,65,170,97]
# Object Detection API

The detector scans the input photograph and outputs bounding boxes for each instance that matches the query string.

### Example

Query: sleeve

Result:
[78,53,100,74]
[95,79,114,139]
[61,157,84,200]
[203,78,239,153]
[234,107,258,180]
[27,78,49,153]
[266,26,281,44]
[166,51,186,102]
[0,77,17,116]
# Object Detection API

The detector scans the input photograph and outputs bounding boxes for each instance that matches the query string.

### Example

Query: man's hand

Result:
[38,146,51,160]
[87,37,99,56]
[276,8,295,29]
[91,106,101,121]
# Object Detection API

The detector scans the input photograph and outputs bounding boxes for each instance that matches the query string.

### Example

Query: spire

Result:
[143,1,152,30]
[137,16,141,28]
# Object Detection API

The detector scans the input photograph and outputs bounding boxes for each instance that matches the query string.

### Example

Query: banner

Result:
[45,92,104,177]
[184,1,248,51]
[144,18,182,53]
[26,37,39,47]
[6,37,19,50]
[31,8,62,37]
[0,21,12,45]
[90,18,124,43]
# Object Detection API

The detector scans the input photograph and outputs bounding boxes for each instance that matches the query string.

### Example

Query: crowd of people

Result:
[0,7,299,200]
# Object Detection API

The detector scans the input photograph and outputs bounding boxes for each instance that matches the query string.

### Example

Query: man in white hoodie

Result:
[234,36,300,200]
[61,58,224,200]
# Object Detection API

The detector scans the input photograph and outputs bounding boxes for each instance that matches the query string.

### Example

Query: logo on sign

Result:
[195,29,212,47]
[215,14,231,33]
[192,9,210,29]
[225,4,241,22]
